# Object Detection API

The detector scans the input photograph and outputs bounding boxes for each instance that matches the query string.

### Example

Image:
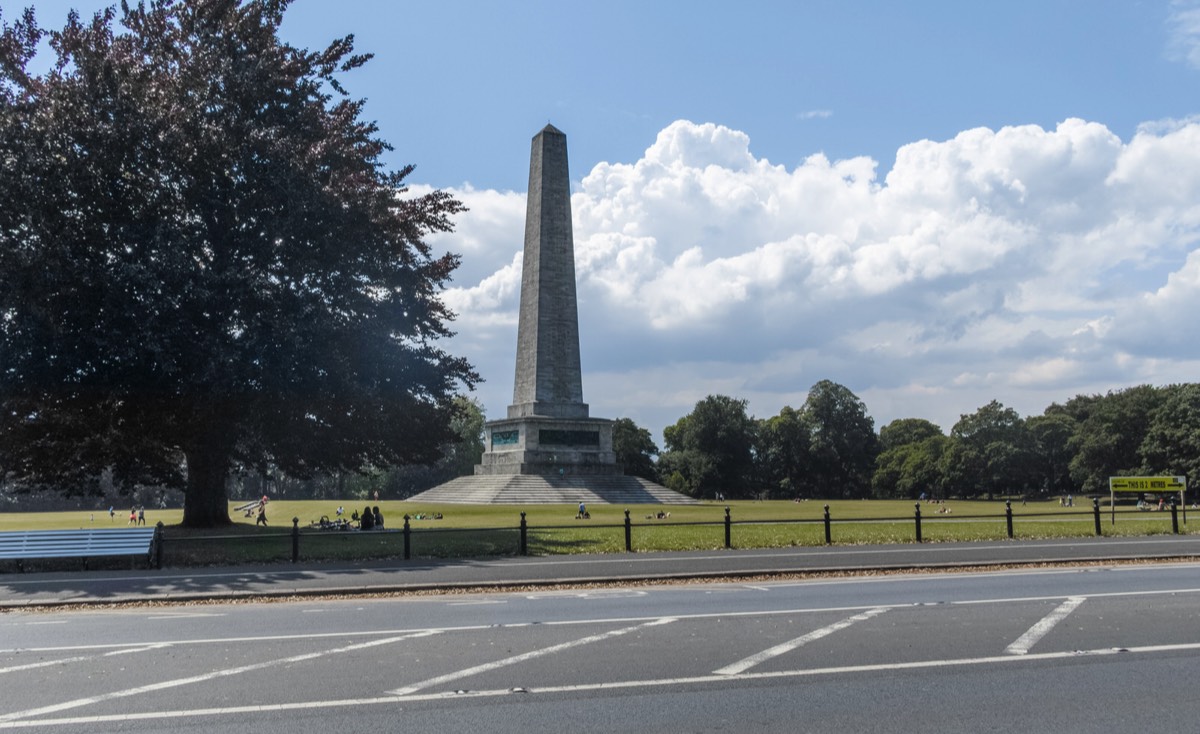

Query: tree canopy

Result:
[660,395,756,498]
[801,380,878,497]
[757,405,810,497]
[0,1,476,526]
[944,400,1032,499]
[611,417,658,482]
[1068,385,1164,493]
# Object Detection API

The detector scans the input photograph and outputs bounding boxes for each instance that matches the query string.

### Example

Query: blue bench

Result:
[0,527,159,571]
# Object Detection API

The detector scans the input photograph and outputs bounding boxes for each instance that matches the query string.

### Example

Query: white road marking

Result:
[714,607,890,675]
[0,626,482,654]
[954,586,1200,606]
[0,631,438,723]
[9,587,1200,657]
[4,642,1200,729]
[387,617,676,696]
[0,644,168,675]
[1006,596,1086,655]
[8,585,1200,655]
[524,590,648,600]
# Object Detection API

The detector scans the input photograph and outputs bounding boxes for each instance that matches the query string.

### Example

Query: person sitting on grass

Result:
[373,506,384,530]
[360,505,374,530]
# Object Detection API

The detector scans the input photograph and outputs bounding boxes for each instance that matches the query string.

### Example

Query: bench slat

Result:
[0,528,157,561]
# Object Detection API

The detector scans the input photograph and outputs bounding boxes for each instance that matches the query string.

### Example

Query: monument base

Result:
[408,415,697,505]
[407,473,697,505]
[476,416,619,476]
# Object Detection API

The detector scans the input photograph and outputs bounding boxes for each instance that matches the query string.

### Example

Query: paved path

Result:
[2,534,1199,608]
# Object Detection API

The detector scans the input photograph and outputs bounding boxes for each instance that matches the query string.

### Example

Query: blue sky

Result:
[14,1,1200,443]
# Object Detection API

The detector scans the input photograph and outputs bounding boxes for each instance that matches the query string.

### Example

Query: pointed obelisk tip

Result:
[539,123,564,136]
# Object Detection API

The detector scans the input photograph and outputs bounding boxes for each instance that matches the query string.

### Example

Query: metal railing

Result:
[143,499,1193,566]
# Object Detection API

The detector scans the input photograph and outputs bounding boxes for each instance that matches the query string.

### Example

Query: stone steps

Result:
[407,474,698,505]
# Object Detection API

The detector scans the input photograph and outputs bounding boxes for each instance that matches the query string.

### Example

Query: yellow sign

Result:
[1109,476,1186,492]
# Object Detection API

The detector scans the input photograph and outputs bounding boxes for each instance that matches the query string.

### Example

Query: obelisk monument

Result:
[408,125,694,504]
[476,124,616,476]
[509,124,588,421]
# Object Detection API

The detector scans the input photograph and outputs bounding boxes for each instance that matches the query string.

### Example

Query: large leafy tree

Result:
[756,406,811,498]
[944,400,1033,499]
[660,395,757,498]
[0,2,475,526]
[801,380,878,498]
[1068,386,1164,493]
[1139,384,1200,489]
[873,418,946,499]
[1026,412,1078,496]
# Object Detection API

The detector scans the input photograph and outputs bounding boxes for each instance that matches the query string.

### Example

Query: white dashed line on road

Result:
[387,617,676,696]
[1006,596,1086,655]
[714,607,890,675]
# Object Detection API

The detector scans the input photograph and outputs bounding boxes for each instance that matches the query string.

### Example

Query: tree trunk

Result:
[182,444,233,528]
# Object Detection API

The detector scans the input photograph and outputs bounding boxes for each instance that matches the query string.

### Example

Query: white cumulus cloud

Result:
[435,118,1200,439]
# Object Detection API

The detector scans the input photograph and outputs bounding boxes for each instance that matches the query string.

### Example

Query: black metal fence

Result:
[147,498,1193,567]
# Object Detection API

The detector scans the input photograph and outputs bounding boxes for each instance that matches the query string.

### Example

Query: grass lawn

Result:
[1,497,1194,568]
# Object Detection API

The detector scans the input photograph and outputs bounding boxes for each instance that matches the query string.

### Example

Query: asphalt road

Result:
[3,534,1200,608]
[3,562,1200,732]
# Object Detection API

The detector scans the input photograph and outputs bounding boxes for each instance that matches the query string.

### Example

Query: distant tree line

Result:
[6,382,1198,508]
[612,382,1200,501]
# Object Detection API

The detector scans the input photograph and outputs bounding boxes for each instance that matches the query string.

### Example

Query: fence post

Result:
[624,510,632,552]
[1005,500,1014,539]
[291,517,299,563]
[724,506,732,549]
[154,521,164,569]
[914,502,922,543]
[403,515,411,560]
[1093,497,1102,536]
[823,504,832,545]
[1170,501,1179,534]
[520,512,528,556]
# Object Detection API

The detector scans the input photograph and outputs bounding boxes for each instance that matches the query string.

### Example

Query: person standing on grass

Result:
[256,503,267,526]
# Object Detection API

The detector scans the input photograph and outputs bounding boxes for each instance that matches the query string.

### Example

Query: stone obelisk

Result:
[407,125,694,504]
[476,124,616,477]
[509,124,588,421]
